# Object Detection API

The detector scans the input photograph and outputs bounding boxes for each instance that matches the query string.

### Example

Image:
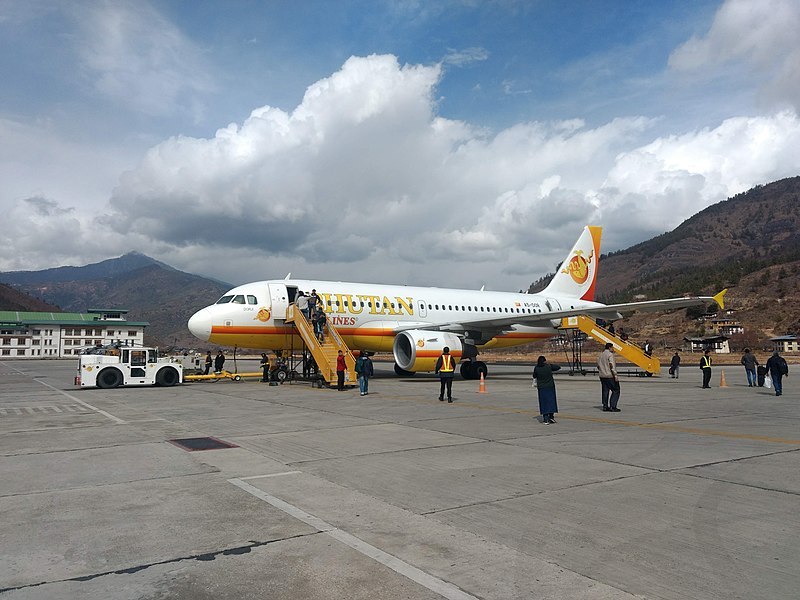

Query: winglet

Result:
[712,289,727,310]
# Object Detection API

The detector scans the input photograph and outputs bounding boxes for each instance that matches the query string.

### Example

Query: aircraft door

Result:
[545,298,562,312]
[268,283,289,321]
[417,299,427,318]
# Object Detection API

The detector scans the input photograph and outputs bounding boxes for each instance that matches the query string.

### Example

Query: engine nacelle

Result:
[393,330,463,372]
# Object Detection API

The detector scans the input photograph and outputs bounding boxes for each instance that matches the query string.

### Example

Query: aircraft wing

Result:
[394,291,726,334]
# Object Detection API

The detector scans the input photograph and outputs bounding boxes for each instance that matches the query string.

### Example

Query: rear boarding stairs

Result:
[559,315,660,376]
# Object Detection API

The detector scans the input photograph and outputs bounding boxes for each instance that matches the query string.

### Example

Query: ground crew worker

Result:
[260,353,269,382]
[700,349,712,388]
[435,346,457,402]
[204,351,213,375]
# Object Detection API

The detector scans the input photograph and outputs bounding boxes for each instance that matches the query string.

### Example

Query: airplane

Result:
[188,225,725,379]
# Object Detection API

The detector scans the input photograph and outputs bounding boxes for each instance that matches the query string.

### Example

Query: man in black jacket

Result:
[765,351,789,396]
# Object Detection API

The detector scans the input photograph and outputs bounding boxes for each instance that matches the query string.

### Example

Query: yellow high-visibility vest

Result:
[440,354,454,372]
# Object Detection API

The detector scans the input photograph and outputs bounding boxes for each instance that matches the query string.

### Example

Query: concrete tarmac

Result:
[0,359,797,599]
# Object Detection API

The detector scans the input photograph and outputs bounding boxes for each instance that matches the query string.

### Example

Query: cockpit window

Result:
[247,295,257,304]
[232,295,245,304]
[216,295,234,304]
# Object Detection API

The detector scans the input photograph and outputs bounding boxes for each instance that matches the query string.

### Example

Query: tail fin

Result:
[543,225,602,300]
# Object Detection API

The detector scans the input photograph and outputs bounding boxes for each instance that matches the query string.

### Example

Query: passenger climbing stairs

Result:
[560,315,661,375]
[285,305,356,385]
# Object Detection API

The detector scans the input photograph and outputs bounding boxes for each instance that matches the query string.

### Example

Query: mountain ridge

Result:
[4,176,800,351]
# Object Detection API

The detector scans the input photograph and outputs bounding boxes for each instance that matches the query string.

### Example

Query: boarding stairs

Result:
[285,304,356,385]
[560,315,661,375]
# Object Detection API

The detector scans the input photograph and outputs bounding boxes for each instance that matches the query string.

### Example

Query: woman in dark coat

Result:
[532,355,561,424]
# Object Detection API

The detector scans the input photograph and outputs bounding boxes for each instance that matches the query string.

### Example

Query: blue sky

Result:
[1,0,799,291]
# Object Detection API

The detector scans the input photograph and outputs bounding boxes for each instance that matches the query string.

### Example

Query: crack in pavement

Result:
[0,532,319,594]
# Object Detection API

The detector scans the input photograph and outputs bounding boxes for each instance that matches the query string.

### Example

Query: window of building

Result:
[32,339,40,345]
[2,338,10,345]
[1,349,9,356]
[128,331,137,337]
[16,349,25,356]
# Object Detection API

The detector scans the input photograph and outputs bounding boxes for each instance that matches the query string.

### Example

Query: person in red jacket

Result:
[336,350,347,391]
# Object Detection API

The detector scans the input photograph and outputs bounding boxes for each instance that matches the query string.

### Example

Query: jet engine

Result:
[392,330,463,373]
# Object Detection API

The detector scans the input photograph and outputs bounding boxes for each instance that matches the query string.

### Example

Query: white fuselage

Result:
[188,278,601,354]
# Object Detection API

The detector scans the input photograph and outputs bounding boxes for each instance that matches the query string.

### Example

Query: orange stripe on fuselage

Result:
[208,325,552,351]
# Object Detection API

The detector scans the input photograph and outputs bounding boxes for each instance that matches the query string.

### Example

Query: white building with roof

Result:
[0,309,148,358]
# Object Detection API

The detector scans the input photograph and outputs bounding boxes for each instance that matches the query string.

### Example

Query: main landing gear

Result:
[460,360,487,380]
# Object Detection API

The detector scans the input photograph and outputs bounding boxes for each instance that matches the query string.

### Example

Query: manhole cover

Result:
[168,437,239,451]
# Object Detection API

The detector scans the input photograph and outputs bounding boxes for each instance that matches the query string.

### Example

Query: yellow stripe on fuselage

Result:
[207,324,550,352]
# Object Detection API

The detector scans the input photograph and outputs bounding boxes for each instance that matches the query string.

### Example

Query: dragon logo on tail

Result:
[561,249,594,285]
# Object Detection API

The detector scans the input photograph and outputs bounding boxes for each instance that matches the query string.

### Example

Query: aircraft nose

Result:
[188,308,213,341]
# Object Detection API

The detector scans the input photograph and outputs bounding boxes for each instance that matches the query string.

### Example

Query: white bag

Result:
[764,375,772,389]
[344,371,350,382]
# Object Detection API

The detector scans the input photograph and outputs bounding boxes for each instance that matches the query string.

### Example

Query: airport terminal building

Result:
[0,309,147,358]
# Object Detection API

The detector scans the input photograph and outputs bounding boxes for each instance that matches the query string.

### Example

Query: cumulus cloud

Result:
[5,51,800,291]
[669,0,800,111]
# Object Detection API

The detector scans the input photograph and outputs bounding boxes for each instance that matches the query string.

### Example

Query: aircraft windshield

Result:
[215,294,259,304]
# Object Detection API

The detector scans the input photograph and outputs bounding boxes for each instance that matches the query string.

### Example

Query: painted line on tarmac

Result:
[426,397,800,446]
[239,471,303,480]
[229,477,480,600]
[562,414,800,445]
[33,379,127,425]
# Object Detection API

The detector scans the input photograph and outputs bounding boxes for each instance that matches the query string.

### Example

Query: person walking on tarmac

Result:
[765,350,789,396]
[355,351,374,396]
[700,349,713,388]
[597,343,621,412]
[214,350,226,374]
[670,351,681,378]
[741,348,759,387]
[336,350,347,391]
[204,351,213,375]
[435,347,457,402]
[532,355,561,424]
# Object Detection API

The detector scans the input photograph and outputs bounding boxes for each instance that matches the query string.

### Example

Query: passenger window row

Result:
[421,303,541,314]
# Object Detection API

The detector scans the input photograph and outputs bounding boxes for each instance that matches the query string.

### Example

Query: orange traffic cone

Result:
[720,369,727,387]
[478,371,487,393]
